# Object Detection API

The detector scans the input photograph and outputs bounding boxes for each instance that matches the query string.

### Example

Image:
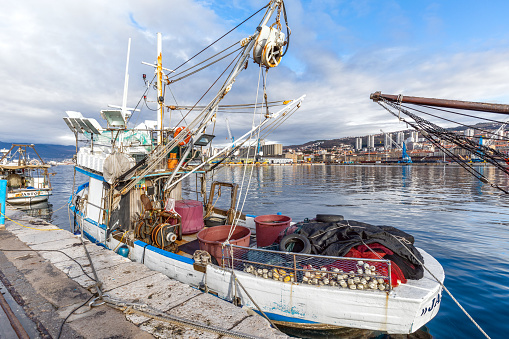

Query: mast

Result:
[370,91,509,114]
[121,38,131,119]
[121,0,288,195]
[157,32,163,144]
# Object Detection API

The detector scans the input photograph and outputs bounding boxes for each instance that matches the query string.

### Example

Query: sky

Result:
[3,0,509,146]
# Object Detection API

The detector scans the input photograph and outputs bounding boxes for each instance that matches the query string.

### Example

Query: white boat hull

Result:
[7,189,51,205]
[71,206,443,334]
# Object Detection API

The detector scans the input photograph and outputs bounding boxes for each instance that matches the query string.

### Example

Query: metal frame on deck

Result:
[221,244,392,291]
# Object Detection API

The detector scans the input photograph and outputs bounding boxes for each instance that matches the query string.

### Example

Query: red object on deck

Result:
[345,243,407,287]
[254,214,292,247]
[197,225,251,264]
[175,200,205,234]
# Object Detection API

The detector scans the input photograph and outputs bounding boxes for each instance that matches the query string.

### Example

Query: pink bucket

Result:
[175,200,204,234]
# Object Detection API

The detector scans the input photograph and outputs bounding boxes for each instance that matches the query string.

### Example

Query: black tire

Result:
[279,234,311,254]
[204,216,226,227]
[316,214,344,223]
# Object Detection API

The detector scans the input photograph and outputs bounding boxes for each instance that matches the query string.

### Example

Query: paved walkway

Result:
[0,208,287,338]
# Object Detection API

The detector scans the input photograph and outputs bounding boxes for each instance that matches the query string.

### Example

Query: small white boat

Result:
[0,144,52,205]
[64,0,443,334]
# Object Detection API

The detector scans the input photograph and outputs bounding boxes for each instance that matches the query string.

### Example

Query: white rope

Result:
[359,239,384,260]
[233,67,265,226]
[389,234,491,339]
[226,63,264,241]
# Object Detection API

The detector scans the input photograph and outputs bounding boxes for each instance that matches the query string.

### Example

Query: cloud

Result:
[2,0,509,148]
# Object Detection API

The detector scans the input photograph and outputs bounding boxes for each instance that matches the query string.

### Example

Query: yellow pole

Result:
[157,32,163,144]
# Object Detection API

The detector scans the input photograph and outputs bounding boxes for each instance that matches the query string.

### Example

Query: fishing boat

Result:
[64,0,443,334]
[0,144,52,205]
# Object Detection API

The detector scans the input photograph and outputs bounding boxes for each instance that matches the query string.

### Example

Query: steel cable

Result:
[168,4,269,75]
[378,100,509,194]
[104,296,262,339]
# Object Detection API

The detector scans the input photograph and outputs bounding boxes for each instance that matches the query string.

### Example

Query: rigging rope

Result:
[120,49,245,195]
[168,4,269,75]
[421,104,509,128]
[167,40,241,80]
[173,49,244,132]
[168,45,244,84]
[400,103,509,143]
[378,99,509,194]
[226,62,265,242]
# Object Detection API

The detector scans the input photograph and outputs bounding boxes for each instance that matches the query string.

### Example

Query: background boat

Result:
[0,144,52,205]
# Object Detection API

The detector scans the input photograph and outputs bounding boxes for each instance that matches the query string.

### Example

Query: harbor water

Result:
[43,164,508,338]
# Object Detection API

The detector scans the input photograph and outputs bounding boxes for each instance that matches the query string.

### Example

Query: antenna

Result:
[121,38,131,119]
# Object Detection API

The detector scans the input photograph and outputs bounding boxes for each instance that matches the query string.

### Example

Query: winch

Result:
[253,25,286,68]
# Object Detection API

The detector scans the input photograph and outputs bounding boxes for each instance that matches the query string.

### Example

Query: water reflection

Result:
[43,164,507,339]
[183,164,509,338]
[19,201,53,221]
[278,324,432,339]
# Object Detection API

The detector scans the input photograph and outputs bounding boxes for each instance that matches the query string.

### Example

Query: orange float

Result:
[174,126,191,146]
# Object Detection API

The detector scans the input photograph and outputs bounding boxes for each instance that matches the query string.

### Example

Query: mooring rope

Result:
[229,269,280,332]
[389,234,491,339]
[0,211,60,231]
[103,296,261,339]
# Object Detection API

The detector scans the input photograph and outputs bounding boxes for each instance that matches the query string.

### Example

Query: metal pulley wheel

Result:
[253,25,285,68]
[262,42,283,68]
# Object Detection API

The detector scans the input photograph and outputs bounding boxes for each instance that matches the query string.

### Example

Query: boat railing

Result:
[221,244,392,291]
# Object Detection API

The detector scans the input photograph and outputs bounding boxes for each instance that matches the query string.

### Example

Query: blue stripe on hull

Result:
[146,244,194,264]
[75,166,105,182]
[133,240,194,265]
[69,205,107,230]
[81,229,107,248]
[253,310,318,324]
[76,217,321,327]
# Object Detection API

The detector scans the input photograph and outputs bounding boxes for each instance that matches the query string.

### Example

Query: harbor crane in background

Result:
[483,118,509,148]
[225,118,241,158]
[381,129,412,163]
[225,118,234,144]
[471,120,509,162]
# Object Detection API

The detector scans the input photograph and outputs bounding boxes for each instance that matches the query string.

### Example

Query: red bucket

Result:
[197,225,251,264]
[254,214,292,247]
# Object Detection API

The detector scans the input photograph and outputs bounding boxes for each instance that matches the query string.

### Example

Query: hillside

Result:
[284,122,504,150]
[0,142,76,161]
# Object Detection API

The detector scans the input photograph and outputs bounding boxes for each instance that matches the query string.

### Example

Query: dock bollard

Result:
[0,179,6,229]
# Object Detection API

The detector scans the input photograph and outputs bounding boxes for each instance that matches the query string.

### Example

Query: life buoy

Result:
[29,159,42,166]
[174,126,191,146]
[279,233,311,254]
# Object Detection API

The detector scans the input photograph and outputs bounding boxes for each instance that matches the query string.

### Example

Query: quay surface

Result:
[0,207,287,339]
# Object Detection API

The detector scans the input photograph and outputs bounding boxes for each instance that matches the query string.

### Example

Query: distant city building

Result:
[396,132,404,146]
[355,137,362,151]
[237,146,258,158]
[496,129,505,140]
[464,129,474,137]
[367,135,375,150]
[262,144,282,156]
[410,131,418,142]
[263,157,293,164]
[384,133,392,150]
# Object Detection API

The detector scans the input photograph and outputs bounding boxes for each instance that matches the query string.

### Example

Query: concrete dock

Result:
[0,207,288,338]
